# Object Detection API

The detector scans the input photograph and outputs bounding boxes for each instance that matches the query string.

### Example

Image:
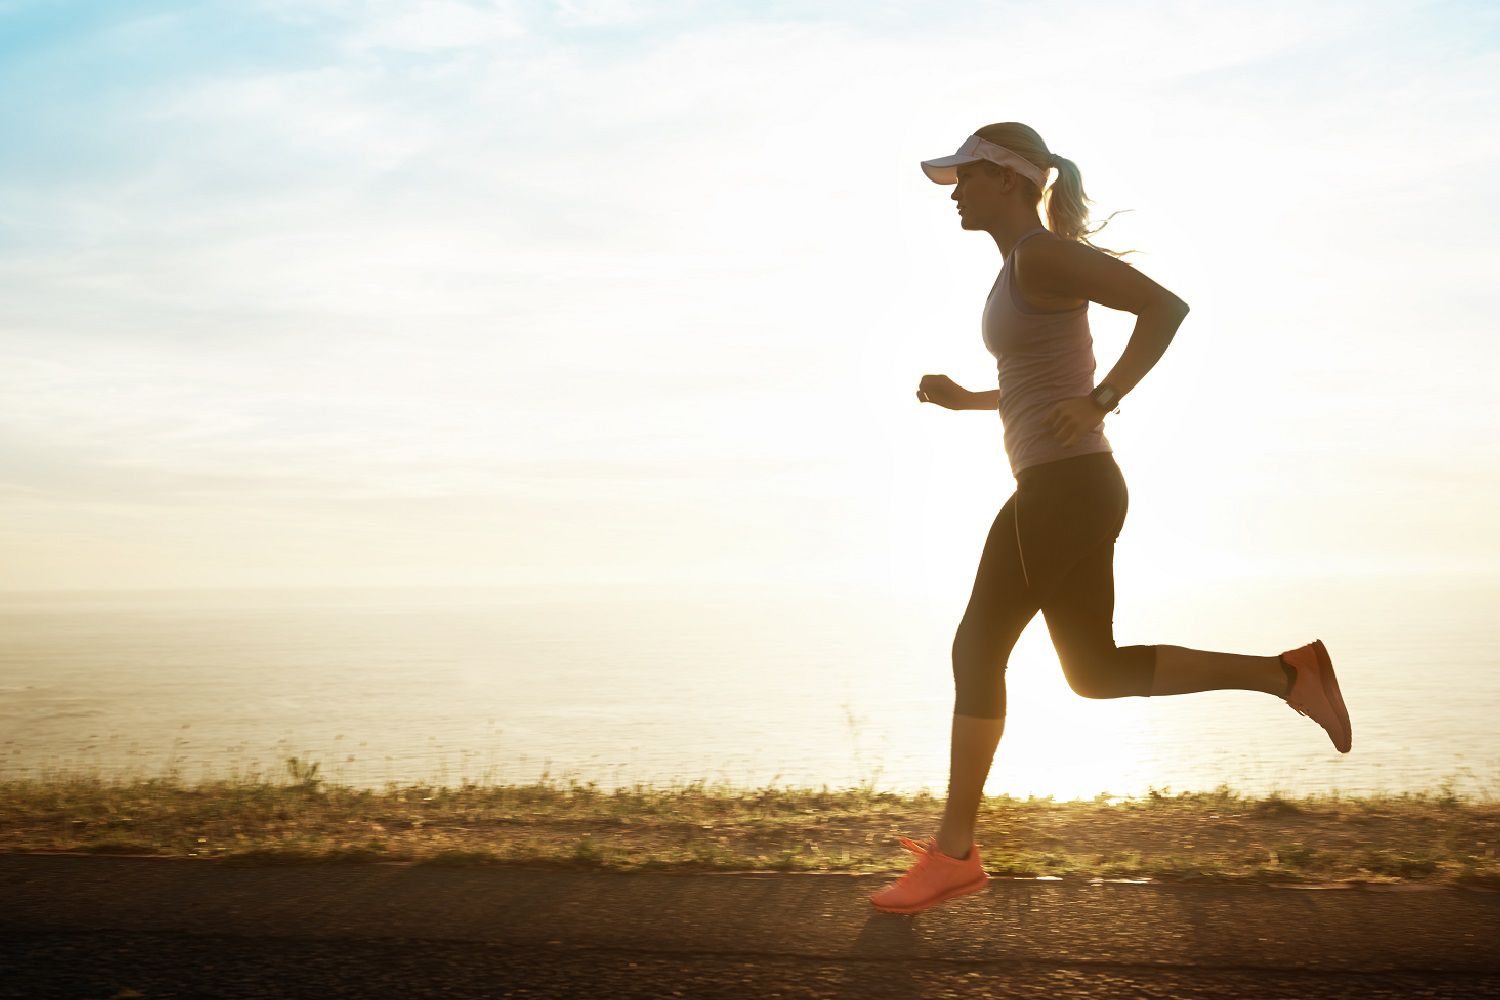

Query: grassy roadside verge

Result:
[3,760,1496,886]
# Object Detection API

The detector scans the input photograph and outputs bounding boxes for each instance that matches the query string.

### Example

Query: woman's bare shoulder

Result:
[1018,235,1182,315]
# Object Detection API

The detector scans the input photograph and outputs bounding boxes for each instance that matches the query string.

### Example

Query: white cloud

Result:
[347,0,527,50]
[252,0,528,50]
[551,0,668,28]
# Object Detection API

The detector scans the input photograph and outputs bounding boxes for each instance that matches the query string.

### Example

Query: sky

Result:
[2,0,1498,598]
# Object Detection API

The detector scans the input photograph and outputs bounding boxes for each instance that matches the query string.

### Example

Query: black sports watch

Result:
[1089,381,1123,412]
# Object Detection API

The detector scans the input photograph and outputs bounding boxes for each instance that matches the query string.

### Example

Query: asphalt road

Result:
[3,854,1498,999]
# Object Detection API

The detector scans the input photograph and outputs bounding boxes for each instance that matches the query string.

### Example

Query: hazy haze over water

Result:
[3,574,1495,801]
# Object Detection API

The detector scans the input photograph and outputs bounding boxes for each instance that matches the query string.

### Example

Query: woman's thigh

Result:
[1040,535,1122,675]
[1026,455,1154,697]
[957,453,1127,642]
[957,491,1041,638]
[1013,453,1128,605]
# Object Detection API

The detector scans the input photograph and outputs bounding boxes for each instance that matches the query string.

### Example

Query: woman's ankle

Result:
[935,831,973,860]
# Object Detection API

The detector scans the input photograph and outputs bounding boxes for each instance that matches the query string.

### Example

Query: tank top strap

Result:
[1012,226,1049,254]
[1003,226,1050,271]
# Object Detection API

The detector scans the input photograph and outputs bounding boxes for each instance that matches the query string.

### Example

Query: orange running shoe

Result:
[1281,639,1352,753]
[869,834,989,914]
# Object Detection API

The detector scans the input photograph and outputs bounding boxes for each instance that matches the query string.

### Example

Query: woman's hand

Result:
[1045,396,1107,446]
[915,374,972,410]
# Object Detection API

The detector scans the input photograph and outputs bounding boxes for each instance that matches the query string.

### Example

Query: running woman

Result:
[870,122,1352,915]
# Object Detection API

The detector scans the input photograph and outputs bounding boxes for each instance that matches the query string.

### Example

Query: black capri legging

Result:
[953,450,1157,719]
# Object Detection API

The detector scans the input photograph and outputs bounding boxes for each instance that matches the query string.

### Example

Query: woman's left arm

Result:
[1024,238,1190,445]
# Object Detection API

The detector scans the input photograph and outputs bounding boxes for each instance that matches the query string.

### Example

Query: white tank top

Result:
[981,226,1112,476]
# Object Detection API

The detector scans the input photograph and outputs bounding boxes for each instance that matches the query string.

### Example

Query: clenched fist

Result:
[915,374,972,410]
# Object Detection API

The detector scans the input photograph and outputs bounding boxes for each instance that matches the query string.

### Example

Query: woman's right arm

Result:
[963,389,999,410]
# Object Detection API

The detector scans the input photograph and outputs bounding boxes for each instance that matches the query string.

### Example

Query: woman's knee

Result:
[1061,669,1126,700]
[1058,644,1155,699]
[951,625,1014,719]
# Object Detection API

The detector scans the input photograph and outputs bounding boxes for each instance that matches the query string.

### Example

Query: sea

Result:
[2,573,1496,802]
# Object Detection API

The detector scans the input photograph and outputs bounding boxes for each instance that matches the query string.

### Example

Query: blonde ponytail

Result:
[974,123,1136,261]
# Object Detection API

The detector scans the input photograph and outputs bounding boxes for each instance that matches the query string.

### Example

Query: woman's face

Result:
[952,161,1010,230]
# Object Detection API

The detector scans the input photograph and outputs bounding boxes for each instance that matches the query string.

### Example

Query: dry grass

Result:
[3,758,1496,886]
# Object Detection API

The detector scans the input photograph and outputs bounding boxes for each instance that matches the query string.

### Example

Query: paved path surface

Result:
[3,854,1498,998]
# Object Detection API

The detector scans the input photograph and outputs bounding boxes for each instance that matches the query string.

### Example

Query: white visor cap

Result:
[921,134,1050,189]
